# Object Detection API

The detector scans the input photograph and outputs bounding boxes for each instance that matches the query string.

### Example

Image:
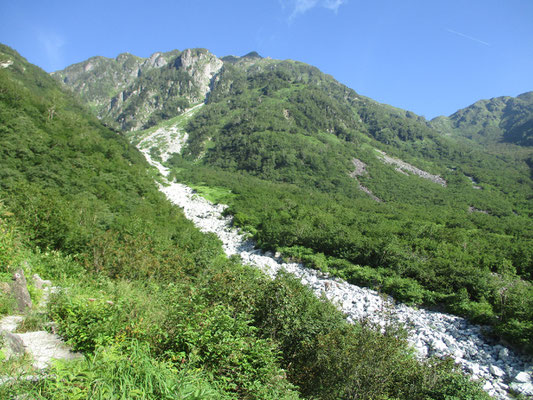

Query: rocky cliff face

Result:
[176,48,223,99]
[52,51,176,113]
[53,48,223,131]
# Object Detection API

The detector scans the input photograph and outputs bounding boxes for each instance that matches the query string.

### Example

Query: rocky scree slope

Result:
[141,150,533,400]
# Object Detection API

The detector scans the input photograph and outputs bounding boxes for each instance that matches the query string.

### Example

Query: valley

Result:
[143,149,532,399]
[1,42,532,399]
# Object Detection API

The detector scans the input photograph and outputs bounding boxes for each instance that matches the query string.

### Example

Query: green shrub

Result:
[32,341,223,400]
[383,276,426,305]
[48,287,133,353]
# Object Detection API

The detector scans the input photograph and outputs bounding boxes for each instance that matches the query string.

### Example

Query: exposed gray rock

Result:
[375,149,447,186]
[176,48,223,100]
[429,338,447,354]
[491,365,505,377]
[349,158,382,201]
[510,381,533,396]
[16,331,82,369]
[514,371,532,383]
[32,274,52,290]
[11,269,32,313]
[2,331,25,359]
[350,158,367,177]
[0,284,82,371]
[358,184,382,202]
[0,315,23,332]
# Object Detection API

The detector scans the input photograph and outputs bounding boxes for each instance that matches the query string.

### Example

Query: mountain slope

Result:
[0,43,232,280]
[1,43,495,400]
[431,91,533,146]
[56,49,533,354]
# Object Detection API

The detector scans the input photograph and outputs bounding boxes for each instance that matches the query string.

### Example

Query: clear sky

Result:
[1,0,532,119]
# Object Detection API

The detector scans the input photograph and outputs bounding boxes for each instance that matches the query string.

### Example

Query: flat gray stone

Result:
[0,315,23,332]
[490,365,505,378]
[514,371,531,383]
[510,381,533,396]
[32,274,52,290]
[17,331,82,369]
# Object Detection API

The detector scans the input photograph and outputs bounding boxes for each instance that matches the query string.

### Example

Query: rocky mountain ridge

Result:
[53,48,222,131]
[431,91,533,146]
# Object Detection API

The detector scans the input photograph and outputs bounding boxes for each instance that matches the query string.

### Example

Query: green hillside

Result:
[431,91,533,147]
[179,55,532,348]
[0,44,493,399]
[56,50,533,352]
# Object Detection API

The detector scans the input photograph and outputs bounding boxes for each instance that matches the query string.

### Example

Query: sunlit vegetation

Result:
[0,44,491,399]
[164,56,533,353]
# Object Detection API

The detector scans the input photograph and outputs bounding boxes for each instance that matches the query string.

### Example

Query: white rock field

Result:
[144,152,533,399]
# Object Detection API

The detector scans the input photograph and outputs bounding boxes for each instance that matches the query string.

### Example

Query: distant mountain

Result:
[431,92,533,146]
[52,49,222,131]
[55,48,532,215]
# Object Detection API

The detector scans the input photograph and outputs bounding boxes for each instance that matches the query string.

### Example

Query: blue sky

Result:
[1,0,532,119]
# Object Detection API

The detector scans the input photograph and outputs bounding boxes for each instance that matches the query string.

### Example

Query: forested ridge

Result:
[0,44,496,398]
[431,91,533,147]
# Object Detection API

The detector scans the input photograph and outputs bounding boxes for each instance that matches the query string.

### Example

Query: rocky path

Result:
[0,279,81,372]
[144,153,532,399]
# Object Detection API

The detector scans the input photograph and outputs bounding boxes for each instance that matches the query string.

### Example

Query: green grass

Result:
[188,184,235,205]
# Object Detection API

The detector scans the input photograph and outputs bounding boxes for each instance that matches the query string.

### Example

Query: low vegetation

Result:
[163,57,533,352]
[0,44,492,398]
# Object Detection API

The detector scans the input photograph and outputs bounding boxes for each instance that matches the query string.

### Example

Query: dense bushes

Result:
[43,254,489,400]
[172,164,533,352]
[1,206,489,399]
[0,44,510,398]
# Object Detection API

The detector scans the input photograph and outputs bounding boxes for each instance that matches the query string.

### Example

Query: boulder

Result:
[11,269,32,313]
[514,371,532,383]
[510,381,533,396]
[489,364,505,378]
[498,347,510,361]
[32,274,52,290]
[430,338,447,353]
[1,331,25,359]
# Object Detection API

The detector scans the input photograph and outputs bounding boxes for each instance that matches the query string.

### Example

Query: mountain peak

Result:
[242,51,262,59]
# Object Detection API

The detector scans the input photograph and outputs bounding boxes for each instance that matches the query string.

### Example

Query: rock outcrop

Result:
[53,48,223,131]
[11,269,32,313]
[175,48,223,100]
[0,282,81,370]
[375,149,447,186]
